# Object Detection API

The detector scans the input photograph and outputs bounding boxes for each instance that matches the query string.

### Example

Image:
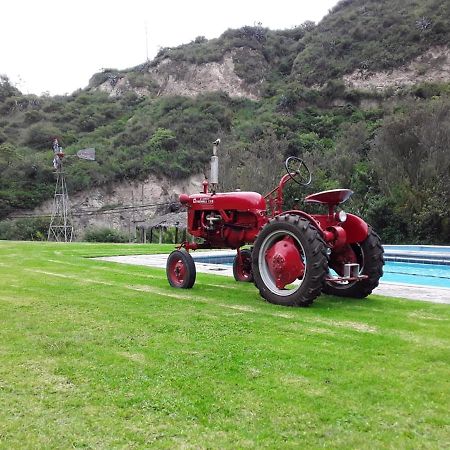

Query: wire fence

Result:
[7,201,177,219]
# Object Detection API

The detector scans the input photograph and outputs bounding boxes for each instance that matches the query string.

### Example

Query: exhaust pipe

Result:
[211,139,220,193]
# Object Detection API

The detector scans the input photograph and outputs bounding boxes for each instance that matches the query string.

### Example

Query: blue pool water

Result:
[383,245,450,265]
[382,261,450,288]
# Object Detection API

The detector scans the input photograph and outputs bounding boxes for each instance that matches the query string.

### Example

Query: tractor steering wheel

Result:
[284,156,312,186]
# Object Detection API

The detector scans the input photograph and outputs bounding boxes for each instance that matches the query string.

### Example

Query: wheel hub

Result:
[265,236,304,289]
[173,260,186,283]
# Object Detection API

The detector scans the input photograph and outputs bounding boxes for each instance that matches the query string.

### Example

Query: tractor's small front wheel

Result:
[166,249,196,289]
[233,249,254,282]
[252,215,328,307]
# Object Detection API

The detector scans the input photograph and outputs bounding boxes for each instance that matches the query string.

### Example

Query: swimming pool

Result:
[383,245,450,265]
[192,246,450,289]
[382,245,450,287]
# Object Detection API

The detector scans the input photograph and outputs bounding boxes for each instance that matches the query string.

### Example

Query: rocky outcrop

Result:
[97,51,261,100]
[344,46,450,91]
[30,174,204,236]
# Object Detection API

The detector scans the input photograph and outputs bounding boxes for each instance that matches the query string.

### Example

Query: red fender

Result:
[341,213,368,243]
[276,210,323,233]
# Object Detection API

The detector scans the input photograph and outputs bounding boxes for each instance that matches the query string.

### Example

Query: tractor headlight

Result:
[337,210,347,223]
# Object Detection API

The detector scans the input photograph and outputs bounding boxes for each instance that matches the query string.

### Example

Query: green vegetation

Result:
[0,217,49,241]
[143,23,309,87]
[84,227,129,243]
[369,98,450,242]
[0,0,449,244]
[0,241,449,447]
[293,0,449,85]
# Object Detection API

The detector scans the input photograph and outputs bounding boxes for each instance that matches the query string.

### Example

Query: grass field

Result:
[0,241,449,449]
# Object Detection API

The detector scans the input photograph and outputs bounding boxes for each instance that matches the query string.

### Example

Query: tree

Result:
[147,128,177,152]
[370,97,450,242]
[220,132,286,194]
[0,143,16,169]
[0,75,20,101]
[24,123,62,150]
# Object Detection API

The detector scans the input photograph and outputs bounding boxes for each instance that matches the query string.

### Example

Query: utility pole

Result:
[145,22,149,62]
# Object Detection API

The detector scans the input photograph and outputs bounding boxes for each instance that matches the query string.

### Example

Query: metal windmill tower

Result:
[47,139,95,242]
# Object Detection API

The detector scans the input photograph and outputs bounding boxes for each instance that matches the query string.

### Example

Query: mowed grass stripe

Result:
[46,257,242,290]
[19,268,450,350]
[23,267,383,335]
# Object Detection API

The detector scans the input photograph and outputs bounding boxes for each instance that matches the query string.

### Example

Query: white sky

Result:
[1,0,339,96]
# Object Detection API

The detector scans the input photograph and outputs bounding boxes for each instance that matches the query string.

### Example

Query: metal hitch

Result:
[325,263,369,282]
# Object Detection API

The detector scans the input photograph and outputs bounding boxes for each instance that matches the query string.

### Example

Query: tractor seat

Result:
[304,189,353,205]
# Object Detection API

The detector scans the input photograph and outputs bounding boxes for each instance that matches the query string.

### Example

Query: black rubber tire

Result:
[166,249,196,289]
[233,249,254,282]
[322,227,384,298]
[252,215,328,307]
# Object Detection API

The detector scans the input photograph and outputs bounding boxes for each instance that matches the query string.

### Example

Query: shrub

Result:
[24,123,62,150]
[88,69,120,89]
[84,227,128,243]
[0,217,49,241]
[0,75,20,101]
[323,80,346,99]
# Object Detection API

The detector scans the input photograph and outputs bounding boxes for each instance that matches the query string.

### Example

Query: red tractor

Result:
[166,140,384,307]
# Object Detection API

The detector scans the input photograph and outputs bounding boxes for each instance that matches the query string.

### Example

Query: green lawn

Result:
[0,241,449,449]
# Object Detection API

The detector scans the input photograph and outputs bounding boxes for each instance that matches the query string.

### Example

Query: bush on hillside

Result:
[84,227,129,243]
[0,217,49,241]
[24,123,62,150]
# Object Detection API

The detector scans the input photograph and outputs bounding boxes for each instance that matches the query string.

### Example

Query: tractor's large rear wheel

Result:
[323,227,384,298]
[166,249,196,289]
[252,215,328,307]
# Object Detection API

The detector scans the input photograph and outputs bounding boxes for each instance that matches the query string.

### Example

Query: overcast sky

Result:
[1,0,339,96]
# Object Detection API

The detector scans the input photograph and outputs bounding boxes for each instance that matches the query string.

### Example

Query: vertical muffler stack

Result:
[211,138,220,193]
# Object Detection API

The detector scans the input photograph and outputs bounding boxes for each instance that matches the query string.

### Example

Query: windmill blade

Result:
[77,148,96,161]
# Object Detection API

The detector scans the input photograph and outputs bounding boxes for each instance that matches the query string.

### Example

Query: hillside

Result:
[91,0,449,94]
[292,0,449,85]
[0,0,449,243]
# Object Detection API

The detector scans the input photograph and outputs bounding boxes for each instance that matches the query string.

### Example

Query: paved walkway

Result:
[96,252,450,305]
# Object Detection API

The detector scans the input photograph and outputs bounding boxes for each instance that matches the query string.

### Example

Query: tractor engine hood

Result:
[180,192,266,211]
